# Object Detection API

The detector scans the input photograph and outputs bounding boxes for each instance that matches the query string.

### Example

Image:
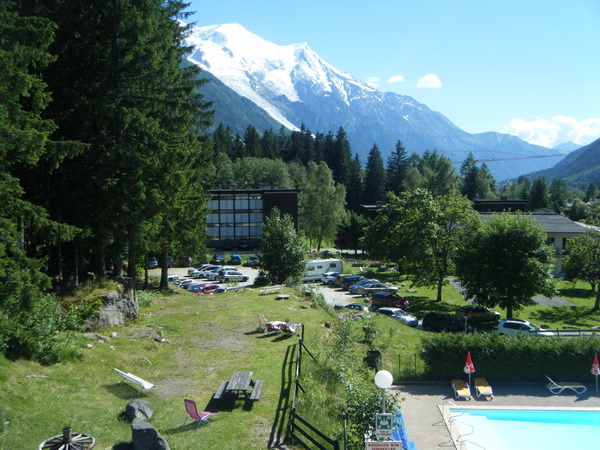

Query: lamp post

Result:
[374,369,393,413]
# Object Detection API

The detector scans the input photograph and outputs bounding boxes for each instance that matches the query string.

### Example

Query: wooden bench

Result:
[114,368,154,392]
[249,380,264,401]
[259,285,284,295]
[213,380,229,400]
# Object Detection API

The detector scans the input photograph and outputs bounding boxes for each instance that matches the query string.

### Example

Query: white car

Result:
[216,270,249,282]
[492,319,554,337]
[321,272,341,285]
[188,264,211,276]
[200,266,227,278]
[377,307,418,327]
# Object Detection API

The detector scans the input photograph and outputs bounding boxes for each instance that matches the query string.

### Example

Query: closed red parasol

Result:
[592,353,599,393]
[464,351,475,386]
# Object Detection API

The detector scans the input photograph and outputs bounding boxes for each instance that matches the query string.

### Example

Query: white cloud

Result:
[503,115,600,148]
[387,75,405,83]
[365,77,380,88]
[416,73,442,89]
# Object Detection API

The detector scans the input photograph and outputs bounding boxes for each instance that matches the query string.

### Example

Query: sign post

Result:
[375,413,393,439]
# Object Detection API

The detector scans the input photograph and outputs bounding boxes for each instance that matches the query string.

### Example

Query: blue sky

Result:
[186,0,600,148]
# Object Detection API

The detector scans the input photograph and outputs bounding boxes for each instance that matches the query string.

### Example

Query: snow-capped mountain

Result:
[185,23,564,181]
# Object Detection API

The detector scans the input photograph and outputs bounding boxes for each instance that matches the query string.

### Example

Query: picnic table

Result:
[214,371,264,401]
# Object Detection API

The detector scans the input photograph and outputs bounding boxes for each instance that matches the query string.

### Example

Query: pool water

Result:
[449,408,600,450]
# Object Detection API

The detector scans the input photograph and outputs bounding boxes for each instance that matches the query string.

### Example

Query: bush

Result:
[420,333,600,381]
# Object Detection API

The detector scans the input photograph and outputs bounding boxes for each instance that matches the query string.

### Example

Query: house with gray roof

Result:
[480,208,587,276]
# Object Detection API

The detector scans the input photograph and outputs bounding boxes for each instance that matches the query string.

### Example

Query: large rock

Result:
[131,418,169,450]
[125,399,154,421]
[91,277,138,329]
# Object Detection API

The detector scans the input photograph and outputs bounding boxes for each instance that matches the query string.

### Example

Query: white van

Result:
[303,259,343,282]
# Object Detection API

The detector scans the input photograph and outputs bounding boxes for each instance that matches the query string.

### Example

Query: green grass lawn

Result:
[0,284,336,449]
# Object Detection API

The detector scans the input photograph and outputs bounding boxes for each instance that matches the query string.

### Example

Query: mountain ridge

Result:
[186,23,564,181]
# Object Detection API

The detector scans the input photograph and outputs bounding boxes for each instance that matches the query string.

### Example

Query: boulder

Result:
[90,277,138,329]
[125,399,154,421]
[131,418,169,450]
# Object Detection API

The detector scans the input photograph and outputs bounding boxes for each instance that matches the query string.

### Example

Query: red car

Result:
[194,284,219,294]
[370,291,410,310]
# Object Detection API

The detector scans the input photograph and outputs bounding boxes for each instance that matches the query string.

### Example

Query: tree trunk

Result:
[436,279,443,302]
[159,249,169,291]
[595,289,600,310]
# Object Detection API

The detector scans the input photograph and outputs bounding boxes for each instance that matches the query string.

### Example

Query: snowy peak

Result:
[185,22,374,126]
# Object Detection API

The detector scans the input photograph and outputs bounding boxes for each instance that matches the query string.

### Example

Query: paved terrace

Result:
[391,382,600,449]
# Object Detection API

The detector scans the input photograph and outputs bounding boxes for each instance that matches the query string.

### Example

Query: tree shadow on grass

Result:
[559,286,596,300]
[530,305,600,327]
[407,297,457,316]
[268,344,296,448]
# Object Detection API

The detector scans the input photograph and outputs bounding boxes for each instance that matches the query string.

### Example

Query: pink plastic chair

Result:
[184,399,219,426]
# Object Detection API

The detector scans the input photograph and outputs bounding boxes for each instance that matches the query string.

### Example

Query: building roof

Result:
[479,209,586,234]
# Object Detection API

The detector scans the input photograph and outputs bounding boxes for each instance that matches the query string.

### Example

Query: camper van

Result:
[303,259,343,282]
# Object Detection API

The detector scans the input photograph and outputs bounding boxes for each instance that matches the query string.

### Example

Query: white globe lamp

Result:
[374,370,393,413]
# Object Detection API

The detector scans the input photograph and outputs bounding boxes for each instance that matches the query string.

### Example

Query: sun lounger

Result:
[451,379,472,400]
[114,368,154,392]
[474,377,493,400]
[545,375,587,395]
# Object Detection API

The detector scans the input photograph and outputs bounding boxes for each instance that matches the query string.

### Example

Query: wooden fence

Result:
[288,325,342,450]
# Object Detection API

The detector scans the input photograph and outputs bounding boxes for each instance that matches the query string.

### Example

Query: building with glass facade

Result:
[206,187,298,250]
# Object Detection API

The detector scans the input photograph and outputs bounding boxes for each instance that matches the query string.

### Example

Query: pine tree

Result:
[460,152,479,199]
[528,178,550,211]
[362,144,387,205]
[386,140,408,196]
[38,0,214,280]
[330,127,353,185]
[475,163,498,198]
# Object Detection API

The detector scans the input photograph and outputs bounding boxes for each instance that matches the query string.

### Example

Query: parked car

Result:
[377,307,418,327]
[178,279,195,288]
[194,284,219,294]
[166,256,174,267]
[456,305,501,323]
[492,319,554,336]
[211,254,225,265]
[349,279,379,294]
[357,282,398,296]
[199,265,225,278]
[340,275,365,290]
[244,255,259,267]
[229,254,242,265]
[189,264,212,276]
[217,270,249,282]
[370,291,410,310]
[334,302,369,312]
[178,256,192,267]
[422,312,474,332]
[321,272,342,285]
[146,256,158,269]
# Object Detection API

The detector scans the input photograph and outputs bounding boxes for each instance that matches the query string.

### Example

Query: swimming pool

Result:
[448,408,600,450]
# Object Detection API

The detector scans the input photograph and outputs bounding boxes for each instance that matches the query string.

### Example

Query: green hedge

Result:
[420,333,600,382]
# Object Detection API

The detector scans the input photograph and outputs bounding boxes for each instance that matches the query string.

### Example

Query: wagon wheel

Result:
[39,427,96,450]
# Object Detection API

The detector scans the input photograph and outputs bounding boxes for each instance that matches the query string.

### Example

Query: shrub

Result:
[420,333,600,381]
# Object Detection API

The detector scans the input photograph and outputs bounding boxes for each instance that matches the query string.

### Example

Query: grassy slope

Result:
[0,285,333,449]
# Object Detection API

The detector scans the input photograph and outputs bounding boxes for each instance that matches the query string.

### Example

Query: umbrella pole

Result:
[596,374,598,394]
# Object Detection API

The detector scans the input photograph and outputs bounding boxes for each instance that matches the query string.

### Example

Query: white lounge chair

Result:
[475,377,493,400]
[545,375,587,395]
[114,368,154,392]
[451,379,472,400]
